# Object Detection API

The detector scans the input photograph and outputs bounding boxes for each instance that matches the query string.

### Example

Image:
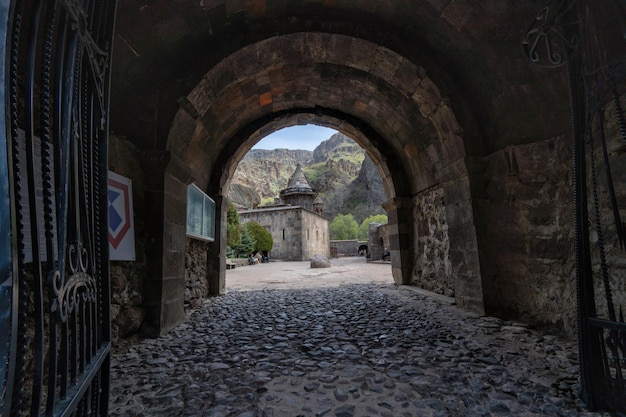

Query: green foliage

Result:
[243,221,274,252]
[329,213,359,240]
[233,226,255,256]
[302,163,326,182]
[259,197,275,206]
[358,214,388,240]
[335,152,365,164]
[303,163,352,184]
[226,201,241,248]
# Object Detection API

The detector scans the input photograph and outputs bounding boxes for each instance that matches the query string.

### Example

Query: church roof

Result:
[281,164,315,194]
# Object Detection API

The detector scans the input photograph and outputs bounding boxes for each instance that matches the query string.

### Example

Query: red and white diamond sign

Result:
[108,171,135,261]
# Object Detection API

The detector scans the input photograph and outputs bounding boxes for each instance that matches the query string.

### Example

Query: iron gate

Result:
[524,0,626,413]
[0,0,116,416]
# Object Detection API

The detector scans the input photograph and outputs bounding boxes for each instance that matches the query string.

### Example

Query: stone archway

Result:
[109,1,580,341]
[152,32,486,335]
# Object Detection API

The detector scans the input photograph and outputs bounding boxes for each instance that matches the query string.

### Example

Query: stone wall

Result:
[240,206,329,260]
[478,135,577,336]
[330,240,363,257]
[185,238,210,310]
[110,263,145,341]
[411,187,453,297]
[108,135,216,340]
[108,134,147,341]
[281,193,316,212]
[240,207,302,260]
[301,212,331,260]
[368,223,390,261]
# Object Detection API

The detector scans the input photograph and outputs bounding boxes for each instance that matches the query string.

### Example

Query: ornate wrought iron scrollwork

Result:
[522,0,580,68]
[50,241,97,323]
[60,0,110,128]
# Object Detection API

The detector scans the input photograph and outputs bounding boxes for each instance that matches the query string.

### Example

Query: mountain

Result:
[312,133,363,164]
[230,148,313,203]
[339,154,387,220]
[229,133,386,222]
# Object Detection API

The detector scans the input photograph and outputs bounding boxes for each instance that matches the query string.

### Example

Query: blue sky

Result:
[253,125,337,151]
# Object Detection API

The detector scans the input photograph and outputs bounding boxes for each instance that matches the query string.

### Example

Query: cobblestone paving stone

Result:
[110,283,611,417]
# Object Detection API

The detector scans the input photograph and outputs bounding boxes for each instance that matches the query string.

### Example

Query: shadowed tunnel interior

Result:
[107,1,622,354]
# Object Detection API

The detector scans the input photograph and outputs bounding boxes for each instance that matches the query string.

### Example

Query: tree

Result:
[329,213,359,240]
[358,214,388,240]
[243,221,273,253]
[233,226,255,257]
[226,201,241,248]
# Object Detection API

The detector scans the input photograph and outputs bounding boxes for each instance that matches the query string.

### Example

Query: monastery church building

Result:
[239,165,330,261]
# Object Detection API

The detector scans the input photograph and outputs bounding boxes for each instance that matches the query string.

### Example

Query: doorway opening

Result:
[222,125,393,291]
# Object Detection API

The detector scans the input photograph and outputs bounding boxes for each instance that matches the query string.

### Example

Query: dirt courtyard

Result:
[226,256,394,291]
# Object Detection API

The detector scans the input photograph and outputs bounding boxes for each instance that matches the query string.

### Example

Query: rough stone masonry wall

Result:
[330,240,362,257]
[479,135,577,337]
[185,238,210,310]
[108,134,147,341]
[368,223,390,261]
[240,208,304,260]
[411,187,453,297]
[300,211,331,260]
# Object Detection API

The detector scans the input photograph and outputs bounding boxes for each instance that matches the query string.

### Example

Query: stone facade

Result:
[110,265,144,340]
[185,238,210,310]
[412,187,453,297]
[108,134,213,340]
[368,223,391,262]
[239,206,329,261]
[238,165,330,261]
[478,135,577,336]
[329,240,365,257]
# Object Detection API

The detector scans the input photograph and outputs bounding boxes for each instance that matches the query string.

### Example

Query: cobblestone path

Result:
[110,283,609,417]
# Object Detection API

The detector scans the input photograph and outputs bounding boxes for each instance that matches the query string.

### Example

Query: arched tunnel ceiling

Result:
[110,0,571,159]
[167,33,447,197]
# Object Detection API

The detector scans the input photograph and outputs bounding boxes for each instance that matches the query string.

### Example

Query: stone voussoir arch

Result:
[170,33,468,195]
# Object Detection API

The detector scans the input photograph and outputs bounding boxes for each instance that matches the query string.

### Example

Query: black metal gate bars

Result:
[0,1,115,416]
[524,0,626,413]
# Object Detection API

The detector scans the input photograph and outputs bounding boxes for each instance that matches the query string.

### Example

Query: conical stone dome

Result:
[279,164,317,211]
[282,164,314,194]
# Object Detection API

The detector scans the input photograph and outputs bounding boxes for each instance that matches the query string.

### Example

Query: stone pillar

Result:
[160,173,187,332]
[383,197,413,285]
[367,222,384,261]
[207,194,227,296]
[140,150,187,337]
[441,159,486,315]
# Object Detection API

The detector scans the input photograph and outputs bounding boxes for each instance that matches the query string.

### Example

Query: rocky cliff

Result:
[313,133,363,164]
[231,148,313,202]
